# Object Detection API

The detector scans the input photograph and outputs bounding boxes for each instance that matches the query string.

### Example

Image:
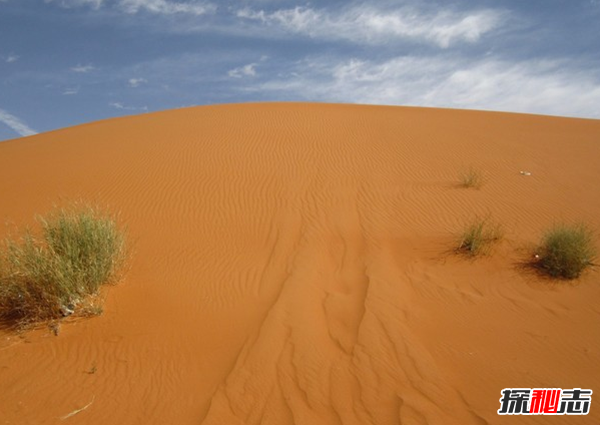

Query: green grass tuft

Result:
[459,167,484,189]
[457,216,503,256]
[536,223,596,279]
[0,204,127,327]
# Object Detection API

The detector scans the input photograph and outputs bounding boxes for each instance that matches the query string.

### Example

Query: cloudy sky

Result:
[1,0,600,140]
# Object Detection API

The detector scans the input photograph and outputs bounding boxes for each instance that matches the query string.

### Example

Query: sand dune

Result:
[0,103,599,424]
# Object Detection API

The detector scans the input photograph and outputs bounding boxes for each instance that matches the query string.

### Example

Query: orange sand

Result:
[0,103,599,424]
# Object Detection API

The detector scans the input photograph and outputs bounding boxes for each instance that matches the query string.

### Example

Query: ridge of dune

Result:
[0,102,599,425]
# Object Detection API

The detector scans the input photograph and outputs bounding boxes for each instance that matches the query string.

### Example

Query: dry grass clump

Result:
[0,205,127,327]
[459,166,484,189]
[457,216,503,257]
[535,223,596,279]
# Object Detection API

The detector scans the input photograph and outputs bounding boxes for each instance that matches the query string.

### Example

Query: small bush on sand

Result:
[459,167,484,189]
[457,216,503,256]
[536,223,596,279]
[0,205,127,327]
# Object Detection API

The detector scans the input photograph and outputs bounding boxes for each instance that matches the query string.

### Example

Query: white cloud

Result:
[228,63,257,78]
[237,5,505,48]
[110,101,148,111]
[0,109,37,137]
[253,56,600,119]
[110,101,126,109]
[44,0,103,9]
[63,88,79,95]
[128,77,147,87]
[71,64,95,73]
[118,0,214,15]
[45,0,214,15]
[6,54,19,63]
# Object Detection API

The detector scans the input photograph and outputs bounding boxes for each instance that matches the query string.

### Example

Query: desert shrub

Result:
[459,166,483,189]
[0,205,127,326]
[457,216,503,256]
[536,223,596,279]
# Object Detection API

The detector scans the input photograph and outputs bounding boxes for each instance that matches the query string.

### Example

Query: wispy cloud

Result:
[44,0,103,9]
[5,54,19,63]
[237,5,505,48]
[228,63,257,78]
[0,109,37,137]
[45,0,214,15]
[109,101,148,111]
[71,63,95,73]
[118,0,214,15]
[128,77,147,87]
[63,88,79,95]
[252,56,600,119]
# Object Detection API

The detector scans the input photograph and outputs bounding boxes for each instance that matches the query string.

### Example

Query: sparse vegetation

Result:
[459,166,484,189]
[0,204,127,327]
[457,216,503,256]
[535,223,596,279]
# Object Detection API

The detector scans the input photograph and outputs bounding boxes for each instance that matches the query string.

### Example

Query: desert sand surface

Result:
[0,102,599,425]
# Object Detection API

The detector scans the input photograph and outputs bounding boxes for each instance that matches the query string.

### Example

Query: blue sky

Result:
[1,0,600,141]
